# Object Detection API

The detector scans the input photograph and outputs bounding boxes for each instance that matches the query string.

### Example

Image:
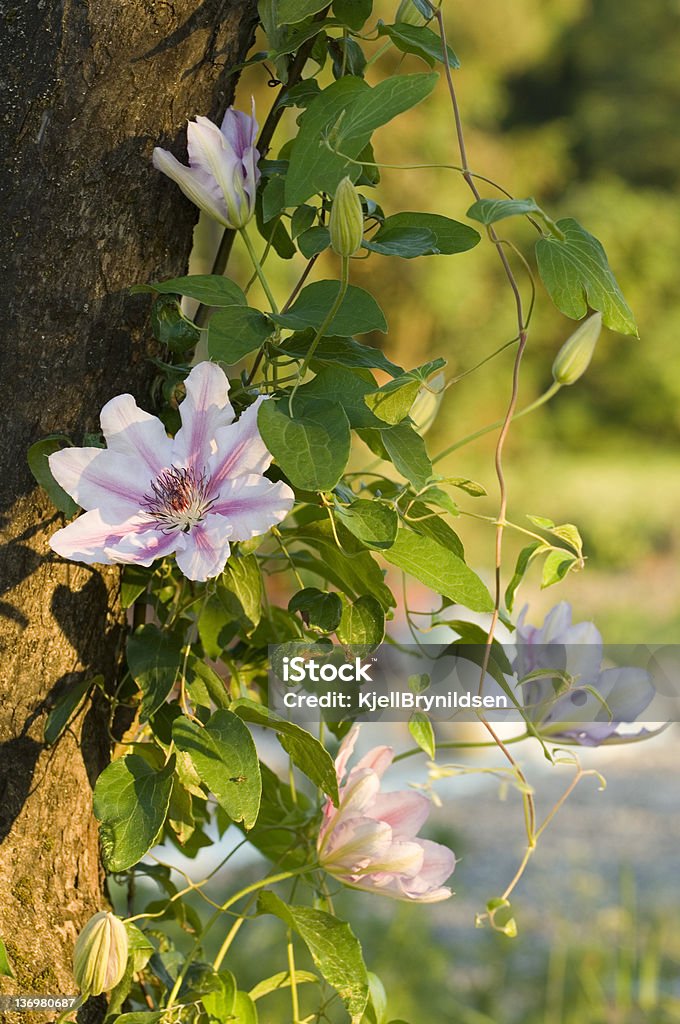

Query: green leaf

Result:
[44,675,98,745]
[336,72,438,144]
[244,763,312,868]
[289,587,344,632]
[232,991,259,1024]
[285,75,437,205]
[257,892,369,1022]
[337,595,385,651]
[380,423,434,488]
[541,549,579,589]
[291,204,317,239]
[290,519,396,611]
[505,541,544,613]
[115,1014,164,1024]
[297,225,331,257]
[172,710,262,829]
[258,398,351,491]
[376,22,459,68]
[271,281,387,335]
[447,476,487,497]
[184,654,230,709]
[362,973,388,1024]
[261,175,287,222]
[93,754,175,871]
[121,565,150,609]
[27,436,79,516]
[335,500,398,549]
[280,333,403,377]
[278,0,329,23]
[167,777,195,846]
[249,970,319,1001]
[202,969,237,1022]
[466,197,542,225]
[364,358,445,424]
[405,501,464,557]
[207,306,273,363]
[231,698,339,804]
[219,554,263,633]
[0,938,15,978]
[125,921,155,973]
[151,295,200,354]
[127,624,184,722]
[535,218,638,336]
[298,366,383,428]
[417,485,459,516]
[383,530,493,612]
[132,275,247,307]
[408,712,436,759]
[334,0,373,31]
[368,212,479,257]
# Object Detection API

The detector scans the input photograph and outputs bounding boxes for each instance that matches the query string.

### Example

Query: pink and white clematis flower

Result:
[153,102,260,229]
[318,726,455,903]
[48,362,293,582]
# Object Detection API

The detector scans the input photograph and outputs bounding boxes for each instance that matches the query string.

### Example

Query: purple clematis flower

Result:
[153,102,260,229]
[48,362,294,582]
[318,725,456,902]
[514,602,655,745]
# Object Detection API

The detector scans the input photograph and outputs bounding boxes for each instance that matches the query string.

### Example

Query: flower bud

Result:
[552,311,602,386]
[73,912,128,997]
[396,0,427,26]
[329,177,364,257]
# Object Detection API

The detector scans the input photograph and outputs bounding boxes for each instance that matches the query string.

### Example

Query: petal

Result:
[49,510,153,565]
[188,118,241,206]
[172,362,235,473]
[106,524,180,567]
[335,724,360,782]
[100,394,173,478]
[359,840,424,878]
[153,147,228,225]
[370,790,431,840]
[354,745,393,779]
[174,513,233,581]
[595,667,655,721]
[49,447,149,519]
[320,818,392,873]
[411,839,457,889]
[220,102,258,155]
[211,475,293,541]
[208,398,271,490]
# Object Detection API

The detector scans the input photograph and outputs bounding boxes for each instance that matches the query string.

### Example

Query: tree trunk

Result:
[0,2,258,1019]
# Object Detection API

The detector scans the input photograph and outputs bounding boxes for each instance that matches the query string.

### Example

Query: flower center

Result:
[142,466,215,532]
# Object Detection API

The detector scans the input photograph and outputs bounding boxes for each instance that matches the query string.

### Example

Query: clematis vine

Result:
[514,602,655,745]
[153,102,260,229]
[318,725,456,902]
[48,362,293,582]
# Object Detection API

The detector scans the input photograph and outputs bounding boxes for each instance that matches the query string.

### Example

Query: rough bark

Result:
[0,2,258,1020]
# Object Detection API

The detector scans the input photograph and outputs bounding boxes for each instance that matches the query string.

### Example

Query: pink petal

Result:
[354,745,393,779]
[172,362,235,474]
[106,524,180,567]
[174,513,233,582]
[335,725,360,782]
[48,447,150,519]
[361,840,424,878]
[211,475,293,540]
[220,101,258,155]
[209,398,271,489]
[320,818,391,872]
[410,839,457,890]
[100,394,173,478]
[370,790,431,840]
[49,510,154,565]
[153,147,228,225]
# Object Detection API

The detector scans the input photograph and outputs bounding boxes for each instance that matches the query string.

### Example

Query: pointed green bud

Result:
[73,911,128,998]
[396,0,428,25]
[329,177,364,257]
[552,312,603,386]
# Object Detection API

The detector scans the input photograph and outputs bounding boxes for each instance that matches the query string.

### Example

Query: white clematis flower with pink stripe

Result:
[48,362,294,582]
[318,725,455,903]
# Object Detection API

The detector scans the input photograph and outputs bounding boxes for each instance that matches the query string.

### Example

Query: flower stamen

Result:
[143,466,215,532]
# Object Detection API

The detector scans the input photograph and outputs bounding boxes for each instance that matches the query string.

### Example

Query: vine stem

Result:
[432,382,561,462]
[434,6,536,843]
[288,255,350,413]
[239,225,279,313]
[287,933,301,1023]
[164,866,311,1010]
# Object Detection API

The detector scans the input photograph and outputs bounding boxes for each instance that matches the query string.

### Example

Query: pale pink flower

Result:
[48,362,293,582]
[153,102,260,229]
[318,726,455,902]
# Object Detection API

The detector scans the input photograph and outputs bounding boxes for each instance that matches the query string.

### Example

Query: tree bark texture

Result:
[0,2,258,1019]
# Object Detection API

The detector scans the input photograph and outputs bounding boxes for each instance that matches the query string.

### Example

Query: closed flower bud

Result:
[552,312,602,386]
[73,912,128,998]
[329,177,364,257]
[396,0,427,25]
